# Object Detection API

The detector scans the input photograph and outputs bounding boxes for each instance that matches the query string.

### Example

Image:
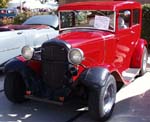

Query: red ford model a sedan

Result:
[4,1,148,121]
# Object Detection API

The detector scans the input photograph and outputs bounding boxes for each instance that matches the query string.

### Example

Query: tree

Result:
[0,0,9,8]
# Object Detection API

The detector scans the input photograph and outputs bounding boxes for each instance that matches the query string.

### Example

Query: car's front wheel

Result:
[4,72,27,103]
[88,75,116,121]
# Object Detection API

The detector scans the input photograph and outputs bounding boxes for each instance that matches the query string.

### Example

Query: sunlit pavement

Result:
[0,56,150,122]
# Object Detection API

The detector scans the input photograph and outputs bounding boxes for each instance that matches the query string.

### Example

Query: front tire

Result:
[88,75,116,121]
[4,72,26,103]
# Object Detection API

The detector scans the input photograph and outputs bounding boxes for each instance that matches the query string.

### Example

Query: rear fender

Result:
[78,67,110,89]
[130,39,147,68]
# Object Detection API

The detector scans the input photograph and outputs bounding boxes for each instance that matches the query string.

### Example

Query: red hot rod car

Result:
[4,1,148,121]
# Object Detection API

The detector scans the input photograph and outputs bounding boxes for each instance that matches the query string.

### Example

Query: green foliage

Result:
[13,11,32,24]
[13,11,51,24]
[142,4,150,43]
[0,0,9,8]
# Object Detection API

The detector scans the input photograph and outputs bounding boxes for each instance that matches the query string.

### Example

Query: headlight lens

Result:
[21,46,34,60]
[68,48,84,65]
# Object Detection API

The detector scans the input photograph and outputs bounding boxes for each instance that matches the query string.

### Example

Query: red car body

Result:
[4,1,148,121]
[57,1,147,84]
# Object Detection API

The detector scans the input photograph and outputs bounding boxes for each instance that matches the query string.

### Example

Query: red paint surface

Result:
[57,1,146,84]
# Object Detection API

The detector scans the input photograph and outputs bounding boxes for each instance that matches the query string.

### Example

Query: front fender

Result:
[4,58,27,73]
[130,39,147,68]
[4,58,37,91]
[78,67,110,89]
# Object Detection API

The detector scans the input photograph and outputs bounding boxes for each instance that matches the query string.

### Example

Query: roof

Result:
[59,1,141,11]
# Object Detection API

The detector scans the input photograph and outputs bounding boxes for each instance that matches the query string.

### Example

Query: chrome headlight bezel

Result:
[68,48,84,65]
[21,45,34,60]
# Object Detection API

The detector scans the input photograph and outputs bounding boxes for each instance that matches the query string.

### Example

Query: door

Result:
[131,9,141,41]
[0,30,26,65]
[114,9,135,72]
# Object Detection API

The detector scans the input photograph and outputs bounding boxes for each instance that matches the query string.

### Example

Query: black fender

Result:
[4,58,28,73]
[78,67,110,89]
[4,58,39,92]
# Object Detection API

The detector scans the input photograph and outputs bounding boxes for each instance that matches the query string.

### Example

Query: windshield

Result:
[60,10,115,32]
[23,14,58,29]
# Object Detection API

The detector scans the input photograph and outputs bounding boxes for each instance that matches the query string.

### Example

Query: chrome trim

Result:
[0,46,20,52]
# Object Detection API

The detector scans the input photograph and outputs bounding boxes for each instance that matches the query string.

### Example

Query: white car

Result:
[0,14,58,68]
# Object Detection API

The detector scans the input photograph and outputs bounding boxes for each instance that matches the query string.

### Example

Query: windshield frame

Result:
[59,10,116,32]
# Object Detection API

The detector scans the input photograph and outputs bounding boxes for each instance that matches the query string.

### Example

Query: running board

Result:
[25,95,63,106]
[122,68,140,82]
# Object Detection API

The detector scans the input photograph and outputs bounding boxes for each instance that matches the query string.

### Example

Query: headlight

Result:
[68,48,84,65]
[21,46,34,60]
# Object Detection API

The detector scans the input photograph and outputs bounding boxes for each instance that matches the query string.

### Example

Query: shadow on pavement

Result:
[0,92,88,122]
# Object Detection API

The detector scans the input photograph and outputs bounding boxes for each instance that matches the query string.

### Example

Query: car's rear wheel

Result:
[88,75,116,121]
[4,72,27,103]
[140,46,148,76]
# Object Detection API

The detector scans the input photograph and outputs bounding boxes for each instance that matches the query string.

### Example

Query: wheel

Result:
[88,75,116,121]
[140,47,148,76]
[4,72,26,103]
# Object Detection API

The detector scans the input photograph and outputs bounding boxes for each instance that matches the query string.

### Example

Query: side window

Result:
[118,10,131,30]
[133,9,140,25]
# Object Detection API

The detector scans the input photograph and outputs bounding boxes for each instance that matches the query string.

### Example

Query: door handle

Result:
[17,32,23,35]
[131,31,135,34]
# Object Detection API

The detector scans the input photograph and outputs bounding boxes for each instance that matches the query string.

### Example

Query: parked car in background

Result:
[0,14,58,69]
[7,0,58,12]
[0,8,17,19]
[4,1,148,121]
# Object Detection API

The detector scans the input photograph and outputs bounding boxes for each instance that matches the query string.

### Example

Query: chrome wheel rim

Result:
[142,51,147,72]
[103,84,115,114]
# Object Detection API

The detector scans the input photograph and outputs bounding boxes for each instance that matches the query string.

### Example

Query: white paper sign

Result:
[94,15,110,30]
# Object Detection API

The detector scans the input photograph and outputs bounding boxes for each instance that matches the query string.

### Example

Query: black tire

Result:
[4,72,26,103]
[88,75,116,121]
[140,47,148,76]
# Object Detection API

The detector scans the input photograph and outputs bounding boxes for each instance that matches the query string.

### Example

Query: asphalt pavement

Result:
[0,74,4,92]
[0,57,150,122]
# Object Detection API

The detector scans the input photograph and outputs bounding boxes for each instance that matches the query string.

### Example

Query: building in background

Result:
[7,0,58,10]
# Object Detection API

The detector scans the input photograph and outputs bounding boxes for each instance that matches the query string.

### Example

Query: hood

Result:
[57,30,114,47]
[56,29,115,67]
